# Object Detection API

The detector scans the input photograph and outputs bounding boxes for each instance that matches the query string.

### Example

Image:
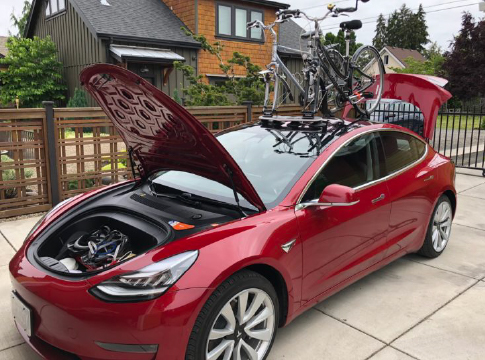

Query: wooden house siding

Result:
[31,1,105,105]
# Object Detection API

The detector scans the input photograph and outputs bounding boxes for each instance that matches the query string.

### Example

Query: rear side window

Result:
[302,133,377,202]
[379,132,426,175]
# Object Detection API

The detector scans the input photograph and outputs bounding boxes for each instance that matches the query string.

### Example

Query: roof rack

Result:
[259,114,335,131]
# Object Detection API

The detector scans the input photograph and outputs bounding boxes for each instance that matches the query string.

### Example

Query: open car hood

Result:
[344,73,452,140]
[80,64,266,212]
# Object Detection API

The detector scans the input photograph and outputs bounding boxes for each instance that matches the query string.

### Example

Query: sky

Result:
[0,0,484,51]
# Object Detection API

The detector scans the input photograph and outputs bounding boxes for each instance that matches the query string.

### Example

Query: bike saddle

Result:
[340,20,363,31]
[300,30,316,39]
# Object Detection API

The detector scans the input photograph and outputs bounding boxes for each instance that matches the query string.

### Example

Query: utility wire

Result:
[318,2,481,31]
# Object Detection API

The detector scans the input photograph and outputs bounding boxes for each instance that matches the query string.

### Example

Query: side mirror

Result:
[297,184,359,210]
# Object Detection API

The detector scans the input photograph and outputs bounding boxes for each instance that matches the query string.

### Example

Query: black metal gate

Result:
[370,101,485,176]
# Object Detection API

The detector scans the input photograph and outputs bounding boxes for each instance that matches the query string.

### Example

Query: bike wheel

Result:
[321,47,347,79]
[350,45,384,116]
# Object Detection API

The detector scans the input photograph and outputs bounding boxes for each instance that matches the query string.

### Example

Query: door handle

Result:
[372,194,385,204]
[423,175,434,182]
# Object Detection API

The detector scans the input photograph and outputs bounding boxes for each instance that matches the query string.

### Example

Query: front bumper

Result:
[9,250,210,360]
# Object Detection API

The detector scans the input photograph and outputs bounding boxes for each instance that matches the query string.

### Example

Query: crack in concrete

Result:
[0,229,17,253]
[0,342,26,354]
[403,256,480,281]
[388,280,480,346]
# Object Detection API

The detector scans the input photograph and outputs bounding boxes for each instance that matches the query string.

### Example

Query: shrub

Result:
[1,154,34,198]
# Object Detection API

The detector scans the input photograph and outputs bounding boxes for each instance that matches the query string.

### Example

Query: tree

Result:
[10,1,32,38]
[67,88,88,108]
[0,36,66,107]
[322,30,363,56]
[174,29,266,106]
[391,54,444,76]
[375,4,428,52]
[372,14,387,51]
[442,13,485,101]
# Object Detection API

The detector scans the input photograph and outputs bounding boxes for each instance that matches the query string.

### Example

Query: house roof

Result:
[0,36,8,58]
[384,46,426,66]
[243,0,290,8]
[26,0,200,48]
[71,0,200,46]
[277,19,304,57]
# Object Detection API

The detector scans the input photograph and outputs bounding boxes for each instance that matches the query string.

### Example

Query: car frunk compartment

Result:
[36,210,172,275]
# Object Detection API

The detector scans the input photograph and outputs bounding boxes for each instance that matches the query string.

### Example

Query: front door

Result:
[298,132,391,302]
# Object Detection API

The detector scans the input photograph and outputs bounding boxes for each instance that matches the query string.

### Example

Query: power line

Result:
[318,2,481,31]
[297,0,349,11]
[356,0,477,23]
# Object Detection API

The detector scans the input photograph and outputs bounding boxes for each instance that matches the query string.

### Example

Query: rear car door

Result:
[297,132,391,302]
[377,131,436,256]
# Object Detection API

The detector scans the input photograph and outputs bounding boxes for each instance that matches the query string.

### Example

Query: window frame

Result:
[215,2,264,43]
[45,0,66,19]
[383,55,389,65]
[297,129,428,204]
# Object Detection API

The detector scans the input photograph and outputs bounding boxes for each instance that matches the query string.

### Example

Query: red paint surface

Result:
[9,68,457,360]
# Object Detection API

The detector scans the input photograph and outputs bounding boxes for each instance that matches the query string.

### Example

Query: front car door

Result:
[297,132,391,302]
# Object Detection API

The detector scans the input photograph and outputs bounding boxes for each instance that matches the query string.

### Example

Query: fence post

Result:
[243,101,253,123]
[43,101,61,206]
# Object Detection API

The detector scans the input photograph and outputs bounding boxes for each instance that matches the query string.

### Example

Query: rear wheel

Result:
[186,270,279,360]
[418,195,453,258]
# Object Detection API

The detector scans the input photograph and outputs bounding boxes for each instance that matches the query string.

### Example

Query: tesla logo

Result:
[281,239,296,253]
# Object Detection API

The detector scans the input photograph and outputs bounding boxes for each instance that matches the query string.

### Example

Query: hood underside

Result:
[80,64,265,211]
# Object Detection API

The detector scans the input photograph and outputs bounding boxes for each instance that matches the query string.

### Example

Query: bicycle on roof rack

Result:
[248,0,385,121]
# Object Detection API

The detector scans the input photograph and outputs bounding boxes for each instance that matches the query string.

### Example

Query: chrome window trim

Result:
[296,128,429,206]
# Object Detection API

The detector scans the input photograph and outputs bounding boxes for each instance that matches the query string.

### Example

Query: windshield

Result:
[151,124,325,209]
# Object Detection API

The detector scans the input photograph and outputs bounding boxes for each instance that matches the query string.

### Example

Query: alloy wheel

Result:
[206,288,275,360]
[432,201,452,252]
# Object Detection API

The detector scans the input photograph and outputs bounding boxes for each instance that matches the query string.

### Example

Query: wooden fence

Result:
[0,103,300,219]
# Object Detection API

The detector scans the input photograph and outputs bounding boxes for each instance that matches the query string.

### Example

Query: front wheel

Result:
[350,45,385,117]
[186,270,279,360]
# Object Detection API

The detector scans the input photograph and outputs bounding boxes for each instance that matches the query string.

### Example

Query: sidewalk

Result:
[1,170,485,359]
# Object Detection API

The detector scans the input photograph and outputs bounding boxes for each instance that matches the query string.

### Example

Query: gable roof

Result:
[26,0,200,48]
[245,0,290,8]
[0,36,8,58]
[384,46,426,66]
[277,19,304,57]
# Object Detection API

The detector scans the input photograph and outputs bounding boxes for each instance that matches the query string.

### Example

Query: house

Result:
[0,36,9,72]
[24,0,295,105]
[365,45,426,75]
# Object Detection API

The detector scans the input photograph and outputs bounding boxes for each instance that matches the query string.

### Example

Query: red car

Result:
[10,65,455,360]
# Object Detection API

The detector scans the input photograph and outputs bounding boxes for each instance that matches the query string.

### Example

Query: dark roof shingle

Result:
[70,0,199,46]
[385,46,426,65]
[277,19,304,56]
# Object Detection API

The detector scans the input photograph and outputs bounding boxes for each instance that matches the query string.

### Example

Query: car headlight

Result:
[90,251,198,302]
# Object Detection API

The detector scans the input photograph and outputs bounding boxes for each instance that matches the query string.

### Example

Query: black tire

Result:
[417,195,453,258]
[185,270,279,360]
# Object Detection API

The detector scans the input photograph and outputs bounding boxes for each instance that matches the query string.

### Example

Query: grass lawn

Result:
[64,129,110,139]
[437,114,485,130]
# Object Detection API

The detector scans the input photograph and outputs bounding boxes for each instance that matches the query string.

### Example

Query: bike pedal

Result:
[363,92,374,99]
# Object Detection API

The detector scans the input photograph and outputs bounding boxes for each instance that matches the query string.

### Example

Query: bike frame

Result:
[260,22,305,115]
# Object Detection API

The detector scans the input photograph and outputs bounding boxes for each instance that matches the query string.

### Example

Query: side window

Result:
[379,132,426,175]
[302,133,378,202]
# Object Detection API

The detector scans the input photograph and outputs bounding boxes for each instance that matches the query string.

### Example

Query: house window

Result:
[45,0,66,18]
[216,3,264,42]
[383,55,389,65]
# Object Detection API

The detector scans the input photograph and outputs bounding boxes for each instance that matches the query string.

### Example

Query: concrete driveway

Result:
[1,170,485,360]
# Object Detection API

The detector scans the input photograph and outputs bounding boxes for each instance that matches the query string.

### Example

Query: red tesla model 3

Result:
[10,65,455,360]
